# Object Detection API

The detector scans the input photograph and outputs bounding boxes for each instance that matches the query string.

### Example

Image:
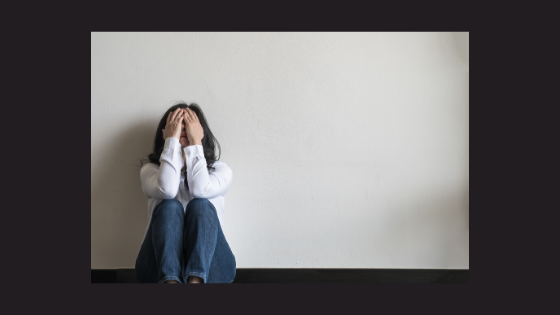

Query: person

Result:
[136,103,235,283]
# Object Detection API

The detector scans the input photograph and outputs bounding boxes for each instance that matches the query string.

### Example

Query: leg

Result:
[183,198,235,283]
[206,220,237,283]
[135,199,185,283]
[185,224,235,284]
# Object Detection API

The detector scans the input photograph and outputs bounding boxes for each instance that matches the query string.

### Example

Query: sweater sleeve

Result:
[183,144,233,199]
[140,137,183,199]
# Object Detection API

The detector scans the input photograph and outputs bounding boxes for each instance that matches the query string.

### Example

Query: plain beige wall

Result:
[91,32,469,269]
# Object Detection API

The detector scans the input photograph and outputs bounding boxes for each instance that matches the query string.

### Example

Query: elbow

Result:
[153,178,180,199]
[189,168,232,199]
[191,188,206,199]
[156,185,177,199]
[191,183,210,199]
[191,180,232,199]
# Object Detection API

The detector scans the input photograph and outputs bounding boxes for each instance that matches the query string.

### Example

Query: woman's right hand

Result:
[162,108,184,140]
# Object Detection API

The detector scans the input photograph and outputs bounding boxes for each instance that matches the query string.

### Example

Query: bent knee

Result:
[155,199,184,215]
[185,198,216,217]
[188,197,210,205]
[186,198,212,210]
[159,198,183,208]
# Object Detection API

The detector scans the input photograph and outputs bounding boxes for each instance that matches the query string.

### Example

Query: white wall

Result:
[91,32,469,269]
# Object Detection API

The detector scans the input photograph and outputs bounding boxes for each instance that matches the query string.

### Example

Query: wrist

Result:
[163,136,180,150]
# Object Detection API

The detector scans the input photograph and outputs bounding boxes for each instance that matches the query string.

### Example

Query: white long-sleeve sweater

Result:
[139,137,233,242]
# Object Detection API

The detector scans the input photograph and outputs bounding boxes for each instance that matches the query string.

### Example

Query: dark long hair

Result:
[141,102,221,191]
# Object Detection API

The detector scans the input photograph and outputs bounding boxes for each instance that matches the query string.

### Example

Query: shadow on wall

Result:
[91,117,158,268]
[377,188,469,268]
[440,32,469,72]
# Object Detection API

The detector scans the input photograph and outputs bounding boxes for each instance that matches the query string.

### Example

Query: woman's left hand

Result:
[183,108,204,145]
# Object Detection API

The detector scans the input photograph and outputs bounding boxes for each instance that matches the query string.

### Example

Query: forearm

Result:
[183,144,232,198]
[184,145,208,196]
[187,139,202,146]
[141,138,183,199]
[156,157,182,197]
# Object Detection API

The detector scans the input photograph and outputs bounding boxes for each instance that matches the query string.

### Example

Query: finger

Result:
[168,110,176,123]
[171,107,181,122]
[188,108,197,121]
[190,108,199,121]
[176,109,183,121]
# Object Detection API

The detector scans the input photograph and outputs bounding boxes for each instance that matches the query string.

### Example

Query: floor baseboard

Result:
[91,268,469,283]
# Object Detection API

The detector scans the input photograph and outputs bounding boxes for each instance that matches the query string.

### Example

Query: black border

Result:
[92,268,468,283]
[31,10,478,311]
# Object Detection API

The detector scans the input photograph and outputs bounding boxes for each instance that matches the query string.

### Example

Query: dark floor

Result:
[91,268,469,283]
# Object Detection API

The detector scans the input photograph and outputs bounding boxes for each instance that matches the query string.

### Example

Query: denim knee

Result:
[154,199,184,218]
[185,198,215,218]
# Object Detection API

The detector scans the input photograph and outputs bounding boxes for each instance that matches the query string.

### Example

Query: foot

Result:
[188,276,203,284]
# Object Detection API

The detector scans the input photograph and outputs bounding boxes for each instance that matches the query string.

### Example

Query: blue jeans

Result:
[135,198,236,283]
